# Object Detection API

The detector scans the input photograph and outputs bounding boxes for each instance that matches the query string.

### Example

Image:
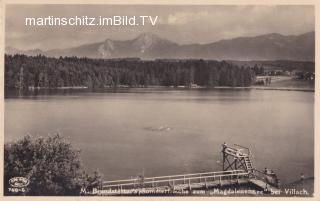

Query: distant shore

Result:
[214,86,314,92]
[25,84,315,92]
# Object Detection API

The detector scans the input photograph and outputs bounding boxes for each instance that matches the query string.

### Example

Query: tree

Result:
[4,134,102,196]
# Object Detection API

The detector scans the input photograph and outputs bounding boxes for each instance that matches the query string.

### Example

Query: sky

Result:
[5,5,315,51]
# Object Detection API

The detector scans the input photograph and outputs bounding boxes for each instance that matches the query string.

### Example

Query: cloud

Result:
[6,31,31,39]
[167,11,209,25]
[5,5,314,50]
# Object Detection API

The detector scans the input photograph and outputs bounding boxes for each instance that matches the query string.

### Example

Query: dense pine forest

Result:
[5,54,255,89]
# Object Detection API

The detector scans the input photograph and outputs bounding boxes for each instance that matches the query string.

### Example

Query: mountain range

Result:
[6,31,315,61]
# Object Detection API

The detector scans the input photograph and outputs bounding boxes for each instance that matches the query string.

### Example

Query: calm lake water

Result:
[4,88,314,184]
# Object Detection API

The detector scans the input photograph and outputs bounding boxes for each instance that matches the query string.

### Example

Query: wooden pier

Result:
[98,144,280,196]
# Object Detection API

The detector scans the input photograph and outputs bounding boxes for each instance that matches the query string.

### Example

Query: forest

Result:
[5,55,255,89]
[228,60,315,72]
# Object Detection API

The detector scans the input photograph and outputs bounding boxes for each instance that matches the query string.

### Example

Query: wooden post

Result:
[237,174,239,184]
[205,177,208,189]
[235,158,237,170]
[222,142,228,171]
[222,152,225,171]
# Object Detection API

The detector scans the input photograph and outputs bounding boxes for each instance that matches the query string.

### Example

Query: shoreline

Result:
[214,86,314,92]
[22,85,315,92]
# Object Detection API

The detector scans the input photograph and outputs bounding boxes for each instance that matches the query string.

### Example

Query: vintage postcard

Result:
[0,0,318,200]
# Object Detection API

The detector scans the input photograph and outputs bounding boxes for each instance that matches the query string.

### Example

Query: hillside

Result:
[6,32,314,61]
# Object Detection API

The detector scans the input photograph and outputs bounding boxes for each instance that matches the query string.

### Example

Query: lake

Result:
[4,88,314,184]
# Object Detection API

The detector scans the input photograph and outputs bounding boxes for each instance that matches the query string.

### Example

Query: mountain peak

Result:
[132,33,163,53]
[136,33,160,40]
[254,33,284,40]
[264,33,283,37]
[104,38,113,42]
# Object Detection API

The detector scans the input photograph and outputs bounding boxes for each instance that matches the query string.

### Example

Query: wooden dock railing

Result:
[102,169,250,190]
[98,144,279,195]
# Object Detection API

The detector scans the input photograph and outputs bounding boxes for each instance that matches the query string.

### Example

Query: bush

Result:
[4,134,102,196]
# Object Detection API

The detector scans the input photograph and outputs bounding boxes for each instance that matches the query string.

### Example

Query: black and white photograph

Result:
[2,2,317,197]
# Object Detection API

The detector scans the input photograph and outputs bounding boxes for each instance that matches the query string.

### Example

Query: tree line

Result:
[5,54,255,89]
